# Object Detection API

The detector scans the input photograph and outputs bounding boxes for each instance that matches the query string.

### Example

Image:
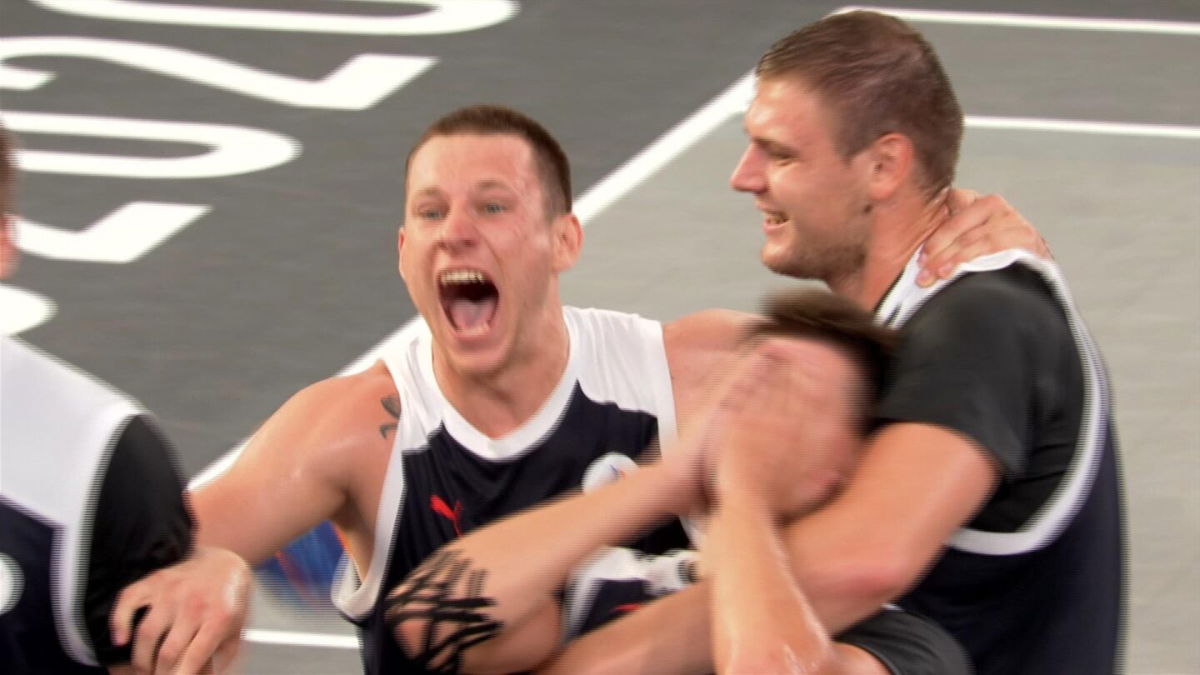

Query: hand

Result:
[708,339,860,519]
[917,189,1052,287]
[111,545,251,674]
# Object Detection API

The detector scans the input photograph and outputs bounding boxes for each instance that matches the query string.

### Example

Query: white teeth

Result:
[439,269,487,285]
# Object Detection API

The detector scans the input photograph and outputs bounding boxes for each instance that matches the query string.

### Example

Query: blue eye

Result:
[483,203,506,214]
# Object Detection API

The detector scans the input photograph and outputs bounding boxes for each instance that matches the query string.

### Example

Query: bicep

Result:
[191,387,352,564]
[784,424,997,628]
[664,309,756,426]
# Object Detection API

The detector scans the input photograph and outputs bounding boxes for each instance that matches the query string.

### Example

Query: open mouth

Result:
[763,209,788,226]
[438,269,499,336]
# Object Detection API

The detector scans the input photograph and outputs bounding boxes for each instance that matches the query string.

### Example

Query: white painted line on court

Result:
[572,71,754,225]
[967,116,1200,139]
[244,628,359,649]
[837,6,1200,35]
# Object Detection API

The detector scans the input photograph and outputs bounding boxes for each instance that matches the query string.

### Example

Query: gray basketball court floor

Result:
[1,1,1196,672]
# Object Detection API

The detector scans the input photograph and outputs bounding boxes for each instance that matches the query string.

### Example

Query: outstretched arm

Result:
[191,374,375,564]
[110,367,395,674]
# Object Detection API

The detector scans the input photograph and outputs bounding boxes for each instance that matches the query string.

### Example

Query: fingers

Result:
[210,635,243,675]
[111,576,154,647]
[918,192,1002,282]
[174,619,229,675]
[944,187,980,214]
[918,192,1048,286]
[131,601,171,674]
[154,615,202,675]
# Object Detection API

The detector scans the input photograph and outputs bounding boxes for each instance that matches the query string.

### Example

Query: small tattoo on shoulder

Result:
[379,394,401,439]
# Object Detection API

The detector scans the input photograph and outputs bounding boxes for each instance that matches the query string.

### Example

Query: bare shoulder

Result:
[663,308,758,354]
[232,361,400,486]
[664,309,758,425]
[285,361,399,439]
[190,362,402,559]
[664,308,757,376]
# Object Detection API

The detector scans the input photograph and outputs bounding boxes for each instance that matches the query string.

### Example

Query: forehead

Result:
[407,133,541,197]
[744,76,835,142]
[746,334,860,383]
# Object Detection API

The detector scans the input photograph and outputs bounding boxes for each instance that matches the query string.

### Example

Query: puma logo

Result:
[430,495,464,537]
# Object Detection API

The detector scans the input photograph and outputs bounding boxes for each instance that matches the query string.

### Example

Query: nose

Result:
[437,209,477,252]
[730,144,765,194]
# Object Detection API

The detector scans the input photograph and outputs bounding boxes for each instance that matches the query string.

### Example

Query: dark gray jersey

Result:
[876,250,1125,675]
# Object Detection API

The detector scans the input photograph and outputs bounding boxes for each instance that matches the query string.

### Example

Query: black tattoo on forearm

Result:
[379,394,401,439]
[384,549,504,674]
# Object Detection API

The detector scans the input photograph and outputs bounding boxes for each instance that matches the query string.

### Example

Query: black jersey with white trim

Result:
[332,307,690,674]
[0,337,192,673]
[874,250,1125,675]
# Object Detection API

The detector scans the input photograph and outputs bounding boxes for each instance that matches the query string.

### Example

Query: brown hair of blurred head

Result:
[745,288,898,429]
[405,104,572,218]
[0,124,13,211]
[756,10,963,197]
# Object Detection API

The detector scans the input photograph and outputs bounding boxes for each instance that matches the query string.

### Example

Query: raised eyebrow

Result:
[410,187,444,200]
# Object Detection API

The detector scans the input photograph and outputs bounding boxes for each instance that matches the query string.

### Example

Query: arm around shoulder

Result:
[782,422,998,632]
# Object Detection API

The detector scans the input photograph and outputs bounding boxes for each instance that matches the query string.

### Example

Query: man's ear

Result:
[396,226,407,281]
[0,213,18,280]
[861,132,915,201]
[552,213,583,273]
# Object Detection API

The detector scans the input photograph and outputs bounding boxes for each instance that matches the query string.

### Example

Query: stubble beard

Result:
[764,239,866,289]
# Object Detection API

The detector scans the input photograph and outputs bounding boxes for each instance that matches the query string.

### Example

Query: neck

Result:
[837,188,949,311]
[432,306,570,439]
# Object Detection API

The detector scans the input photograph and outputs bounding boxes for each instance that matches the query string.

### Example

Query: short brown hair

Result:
[757,10,963,196]
[0,124,13,208]
[405,104,572,217]
[745,288,898,428]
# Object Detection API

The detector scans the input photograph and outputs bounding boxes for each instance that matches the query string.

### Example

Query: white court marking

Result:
[244,629,359,650]
[197,6,1198,647]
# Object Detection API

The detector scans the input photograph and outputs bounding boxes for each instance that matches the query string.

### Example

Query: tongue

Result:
[448,296,497,332]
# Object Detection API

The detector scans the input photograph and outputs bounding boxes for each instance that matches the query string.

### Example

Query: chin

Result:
[761,242,797,276]
[441,344,509,380]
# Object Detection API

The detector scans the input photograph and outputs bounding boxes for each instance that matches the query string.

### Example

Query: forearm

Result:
[709,492,836,674]
[537,583,714,675]
[432,463,686,626]
[390,462,691,671]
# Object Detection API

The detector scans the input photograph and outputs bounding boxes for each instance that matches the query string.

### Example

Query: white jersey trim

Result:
[875,249,1110,556]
